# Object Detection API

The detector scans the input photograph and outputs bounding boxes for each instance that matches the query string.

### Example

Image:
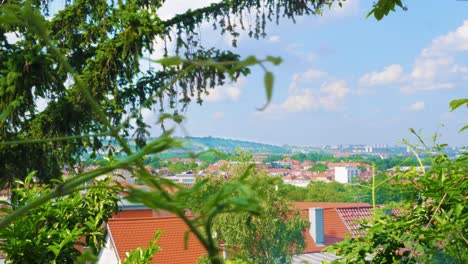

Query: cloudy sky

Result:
[148,0,468,147]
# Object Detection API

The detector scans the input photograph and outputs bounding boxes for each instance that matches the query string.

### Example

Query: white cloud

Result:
[358,20,468,94]
[157,0,221,20]
[268,35,280,43]
[405,20,468,93]
[285,70,349,112]
[424,20,468,54]
[318,81,349,111]
[359,64,404,87]
[404,101,425,111]
[268,79,349,114]
[319,0,361,20]
[281,89,319,112]
[410,56,453,81]
[289,69,327,92]
[203,78,245,103]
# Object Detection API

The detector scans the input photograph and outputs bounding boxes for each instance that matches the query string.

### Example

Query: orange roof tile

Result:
[108,217,207,263]
[295,202,374,253]
[300,208,349,253]
[336,207,374,237]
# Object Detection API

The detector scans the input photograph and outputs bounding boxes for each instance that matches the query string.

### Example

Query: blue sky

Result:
[148,0,468,147]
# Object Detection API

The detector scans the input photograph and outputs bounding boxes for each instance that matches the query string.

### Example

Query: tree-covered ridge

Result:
[179,136,291,154]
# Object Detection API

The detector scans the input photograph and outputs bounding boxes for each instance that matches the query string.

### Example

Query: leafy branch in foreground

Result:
[0,174,121,263]
[124,232,162,264]
[326,100,468,263]
[0,0,417,263]
[0,2,284,262]
[0,0,328,186]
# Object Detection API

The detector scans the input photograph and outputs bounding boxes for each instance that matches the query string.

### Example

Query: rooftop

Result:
[108,217,206,264]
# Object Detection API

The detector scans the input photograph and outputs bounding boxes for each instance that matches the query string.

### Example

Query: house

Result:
[100,217,207,264]
[99,201,374,263]
[292,202,374,264]
[99,200,204,264]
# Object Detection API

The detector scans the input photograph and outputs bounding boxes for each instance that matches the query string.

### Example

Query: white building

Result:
[283,179,311,188]
[163,173,197,186]
[334,166,360,184]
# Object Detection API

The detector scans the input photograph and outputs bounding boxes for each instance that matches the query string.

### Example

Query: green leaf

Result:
[265,56,282,66]
[184,230,190,250]
[458,125,468,133]
[243,56,258,66]
[449,98,468,111]
[374,8,384,20]
[258,71,273,111]
[156,56,184,66]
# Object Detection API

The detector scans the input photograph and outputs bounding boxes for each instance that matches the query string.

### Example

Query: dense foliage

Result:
[328,148,467,263]
[0,175,120,263]
[308,163,328,172]
[278,173,417,205]
[5,1,461,264]
[0,0,332,186]
[326,100,468,263]
[187,171,308,264]
[182,136,290,154]
[0,1,338,262]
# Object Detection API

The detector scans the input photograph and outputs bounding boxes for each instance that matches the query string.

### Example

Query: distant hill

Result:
[176,136,291,154]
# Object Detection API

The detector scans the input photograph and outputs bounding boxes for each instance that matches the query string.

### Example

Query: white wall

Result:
[334,166,359,184]
[97,234,119,264]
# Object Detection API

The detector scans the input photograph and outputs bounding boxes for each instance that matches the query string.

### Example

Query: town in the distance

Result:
[75,136,463,189]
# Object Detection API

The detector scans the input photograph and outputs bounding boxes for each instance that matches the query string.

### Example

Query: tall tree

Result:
[187,172,308,264]
[0,0,336,186]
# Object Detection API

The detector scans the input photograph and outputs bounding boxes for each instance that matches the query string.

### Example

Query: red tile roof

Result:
[294,202,373,253]
[108,217,207,263]
[336,207,374,237]
[107,202,376,260]
[300,208,350,253]
[113,209,154,219]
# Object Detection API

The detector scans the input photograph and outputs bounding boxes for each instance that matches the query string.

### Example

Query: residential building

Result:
[334,166,360,184]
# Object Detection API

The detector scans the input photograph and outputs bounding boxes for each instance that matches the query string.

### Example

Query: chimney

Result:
[308,207,324,246]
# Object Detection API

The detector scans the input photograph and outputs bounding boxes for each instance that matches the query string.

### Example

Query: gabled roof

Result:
[336,207,374,237]
[106,202,376,261]
[300,208,349,253]
[108,217,206,264]
[294,202,373,253]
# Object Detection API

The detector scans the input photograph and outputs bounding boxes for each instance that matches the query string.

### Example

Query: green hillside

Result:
[178,136,291,154]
